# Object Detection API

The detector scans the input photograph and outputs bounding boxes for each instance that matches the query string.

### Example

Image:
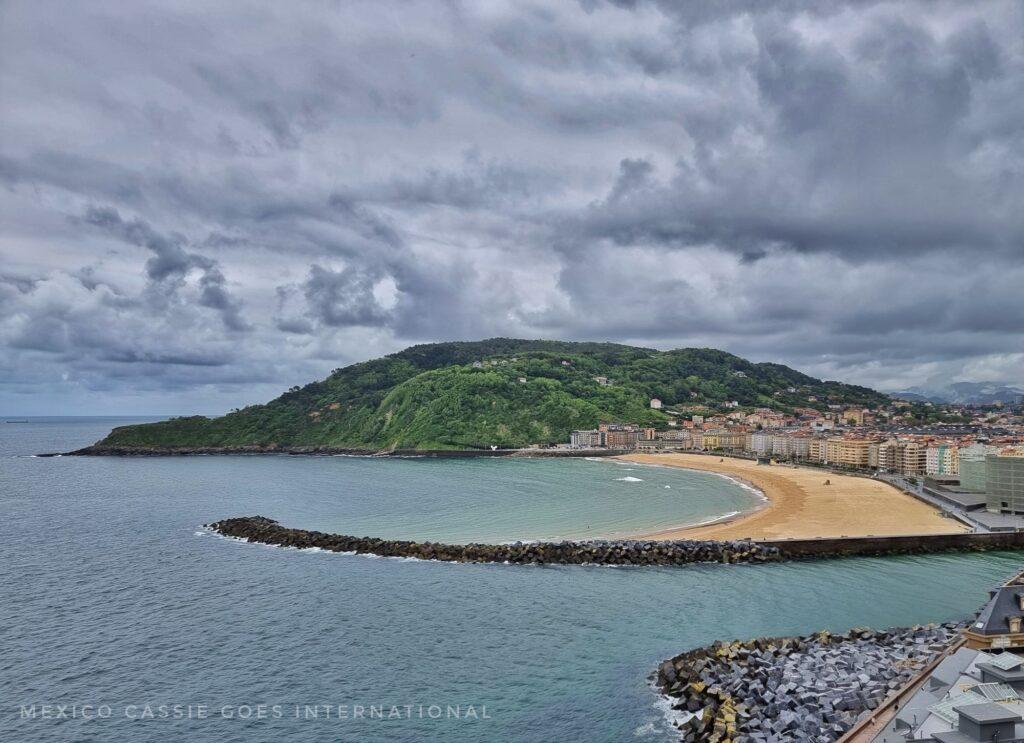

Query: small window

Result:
[1010,616,1022,634]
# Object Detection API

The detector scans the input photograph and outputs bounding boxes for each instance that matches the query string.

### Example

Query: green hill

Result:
[90,339,888,452]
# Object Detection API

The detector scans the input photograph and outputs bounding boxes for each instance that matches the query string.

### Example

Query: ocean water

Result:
[2,417,1022,742]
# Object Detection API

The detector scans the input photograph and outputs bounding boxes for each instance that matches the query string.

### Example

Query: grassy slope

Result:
[95,339,888,451]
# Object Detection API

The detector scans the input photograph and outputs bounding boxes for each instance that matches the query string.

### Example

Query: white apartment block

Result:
[925,444,959,476]
[750,432,774,455]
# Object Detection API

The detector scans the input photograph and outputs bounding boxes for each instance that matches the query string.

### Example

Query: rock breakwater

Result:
[206,516,783,566]
[654,622,960,742]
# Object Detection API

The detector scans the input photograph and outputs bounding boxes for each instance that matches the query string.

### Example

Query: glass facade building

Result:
[986,452,1024,515]
[961,444,995,493]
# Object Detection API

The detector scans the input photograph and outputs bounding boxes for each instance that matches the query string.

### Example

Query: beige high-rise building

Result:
[718,431,747,450]
[876,439,900,471]
[826,439,871,468]
[900,441,927,475]
[701,430,723,449]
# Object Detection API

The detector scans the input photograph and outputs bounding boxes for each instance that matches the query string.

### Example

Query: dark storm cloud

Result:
[302,264,391,328]
[80,206,250,331]
[1,0,1022,413]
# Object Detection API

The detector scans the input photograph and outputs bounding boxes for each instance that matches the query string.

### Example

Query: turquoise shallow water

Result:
[2,417,1023,742]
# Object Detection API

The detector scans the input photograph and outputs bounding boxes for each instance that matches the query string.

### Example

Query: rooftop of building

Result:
[871,647,1024,743]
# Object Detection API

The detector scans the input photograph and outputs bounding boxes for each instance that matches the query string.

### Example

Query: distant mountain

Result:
[85,339,889,453]
[893,382,1024,405]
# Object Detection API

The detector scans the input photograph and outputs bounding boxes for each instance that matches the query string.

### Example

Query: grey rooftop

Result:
[957,701,1023,724]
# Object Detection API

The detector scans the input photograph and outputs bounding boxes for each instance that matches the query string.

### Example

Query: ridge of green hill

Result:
[92,338,888,451]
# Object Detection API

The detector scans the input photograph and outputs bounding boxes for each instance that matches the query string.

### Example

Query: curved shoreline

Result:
[613,461,771,538]
[621,452,967,540]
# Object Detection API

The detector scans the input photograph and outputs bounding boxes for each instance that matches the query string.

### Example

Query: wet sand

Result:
[619,453,968,540]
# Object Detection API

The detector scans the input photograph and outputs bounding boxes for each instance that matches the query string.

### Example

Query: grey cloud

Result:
[1,0,1022,413]
[607,158,655,203]
[301,264,392,328]
[81,206,250,331]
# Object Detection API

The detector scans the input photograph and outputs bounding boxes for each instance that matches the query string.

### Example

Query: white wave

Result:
[615,476,644,482]
[708,471,769,502]
[652,688,703,735]
[684,510,741,528]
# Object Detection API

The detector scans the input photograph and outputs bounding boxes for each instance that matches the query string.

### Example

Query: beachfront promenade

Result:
[622,452,969,541]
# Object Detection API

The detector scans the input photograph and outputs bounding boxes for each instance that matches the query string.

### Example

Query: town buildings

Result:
[566,398,1023,509]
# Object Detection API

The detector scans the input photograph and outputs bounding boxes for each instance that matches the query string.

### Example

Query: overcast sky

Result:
[2,1,1022,415]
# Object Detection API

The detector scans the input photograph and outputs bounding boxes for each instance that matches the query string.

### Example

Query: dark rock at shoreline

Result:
[653,623,961,742]
[205,516,784,567]
[65,445,627,458]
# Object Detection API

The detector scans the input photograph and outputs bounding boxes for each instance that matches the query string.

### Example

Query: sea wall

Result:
[206,516,783,566]
[207,516,1024,567]
[654,623,960,743]
[762,531,1024,558]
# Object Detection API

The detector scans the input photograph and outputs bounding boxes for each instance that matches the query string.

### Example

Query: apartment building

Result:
[772,436,791,458]
[825,438,872,468]
[875,439,900,471]
[718,431,747,450]
[926,443,959,476]
[570,430,602,449]
[750,432,774,456]
[701,430,723,450]
[603,429,641,449]
[900,441,927,475]
[788,435,811,459]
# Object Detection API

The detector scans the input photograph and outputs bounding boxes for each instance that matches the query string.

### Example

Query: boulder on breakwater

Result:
[653,622,960,743]
[205,516,783,566]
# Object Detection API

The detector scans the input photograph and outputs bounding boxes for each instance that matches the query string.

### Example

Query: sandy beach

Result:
[620,453,968,540]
